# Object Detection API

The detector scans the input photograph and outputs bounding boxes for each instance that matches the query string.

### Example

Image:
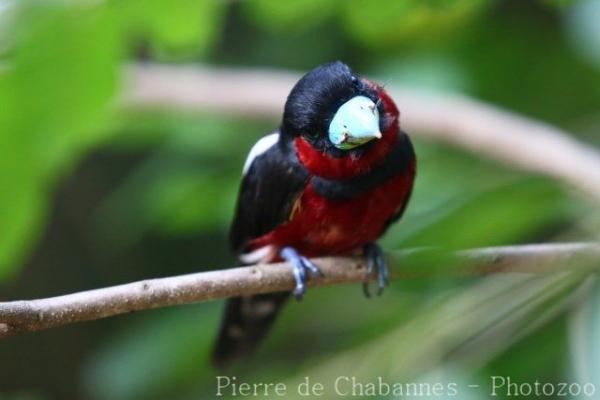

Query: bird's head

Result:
[281,61,398,158]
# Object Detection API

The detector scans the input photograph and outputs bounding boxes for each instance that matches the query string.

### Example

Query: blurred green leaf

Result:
[0,392,47,400]
[564,0,600,69]
[84,305,220,400]
[139,167,237,234]
[458,3,600,124]
[392,179,571,250]
[92,113,272,248]
[111,0,225,57]
[568,279,600,387]
[542,0,579,7]
[279,272,585,399]
[0,1,119,279]
[384,141,578,251]
[243,0,337,33]
[373,54,473,92]
[486,316,568,388]
[341,0,489,47]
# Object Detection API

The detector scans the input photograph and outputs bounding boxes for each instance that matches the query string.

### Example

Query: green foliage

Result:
[111,0,225,57]
[341,0,489,47]
[0,1,119,279]
[83,305,221,400]
[243,0,490,47]
[243,0,337,33]
[400,178,570,249]
[0,0,225,278]
[568,279,600,387]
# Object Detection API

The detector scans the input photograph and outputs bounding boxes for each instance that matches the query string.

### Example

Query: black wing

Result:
[229,135,309,254]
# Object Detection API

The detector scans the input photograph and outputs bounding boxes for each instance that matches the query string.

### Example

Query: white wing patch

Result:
[242,133,279,175]
[239,245,275,264]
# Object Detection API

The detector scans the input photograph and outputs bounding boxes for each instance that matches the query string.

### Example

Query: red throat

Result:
[294,84,400,179]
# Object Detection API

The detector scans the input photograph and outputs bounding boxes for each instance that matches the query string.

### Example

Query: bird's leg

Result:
[362,243,388,298]
[279,247,323,300]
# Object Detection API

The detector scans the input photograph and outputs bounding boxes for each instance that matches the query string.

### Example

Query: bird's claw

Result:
[280,247,322,300]
[363,243,388,298]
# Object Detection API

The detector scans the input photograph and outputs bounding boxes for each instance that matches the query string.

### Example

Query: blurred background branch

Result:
[125,64,600,201]
[1,242,598,339]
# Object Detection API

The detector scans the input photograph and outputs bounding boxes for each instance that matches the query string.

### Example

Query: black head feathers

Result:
[280,61,379,155]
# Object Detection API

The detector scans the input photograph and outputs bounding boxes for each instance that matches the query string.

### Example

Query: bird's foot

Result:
[280,247,323,300]
[363,243,388,298]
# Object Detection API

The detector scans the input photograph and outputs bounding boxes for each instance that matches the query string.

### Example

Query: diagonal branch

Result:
[122,64,600,201]
[1,243,598,339]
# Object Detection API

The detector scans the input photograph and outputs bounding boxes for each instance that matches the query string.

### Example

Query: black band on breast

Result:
[310,132,414,201]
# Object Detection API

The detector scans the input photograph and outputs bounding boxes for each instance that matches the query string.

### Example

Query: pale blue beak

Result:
[328,96,382,150]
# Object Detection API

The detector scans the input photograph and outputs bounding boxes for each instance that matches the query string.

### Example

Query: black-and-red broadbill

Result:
[212,61,416,366]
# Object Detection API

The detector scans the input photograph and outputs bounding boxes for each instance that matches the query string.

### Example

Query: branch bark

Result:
[1,243,598,339]
[123,64,600,201]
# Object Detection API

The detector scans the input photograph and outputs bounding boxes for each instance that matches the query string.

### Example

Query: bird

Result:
[212,61,416,366]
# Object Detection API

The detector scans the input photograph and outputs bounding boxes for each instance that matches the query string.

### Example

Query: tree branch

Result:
[123,64,600,201]
[1,243,598,339]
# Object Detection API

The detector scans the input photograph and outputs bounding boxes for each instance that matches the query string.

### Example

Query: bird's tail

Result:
[211,292,289,367]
